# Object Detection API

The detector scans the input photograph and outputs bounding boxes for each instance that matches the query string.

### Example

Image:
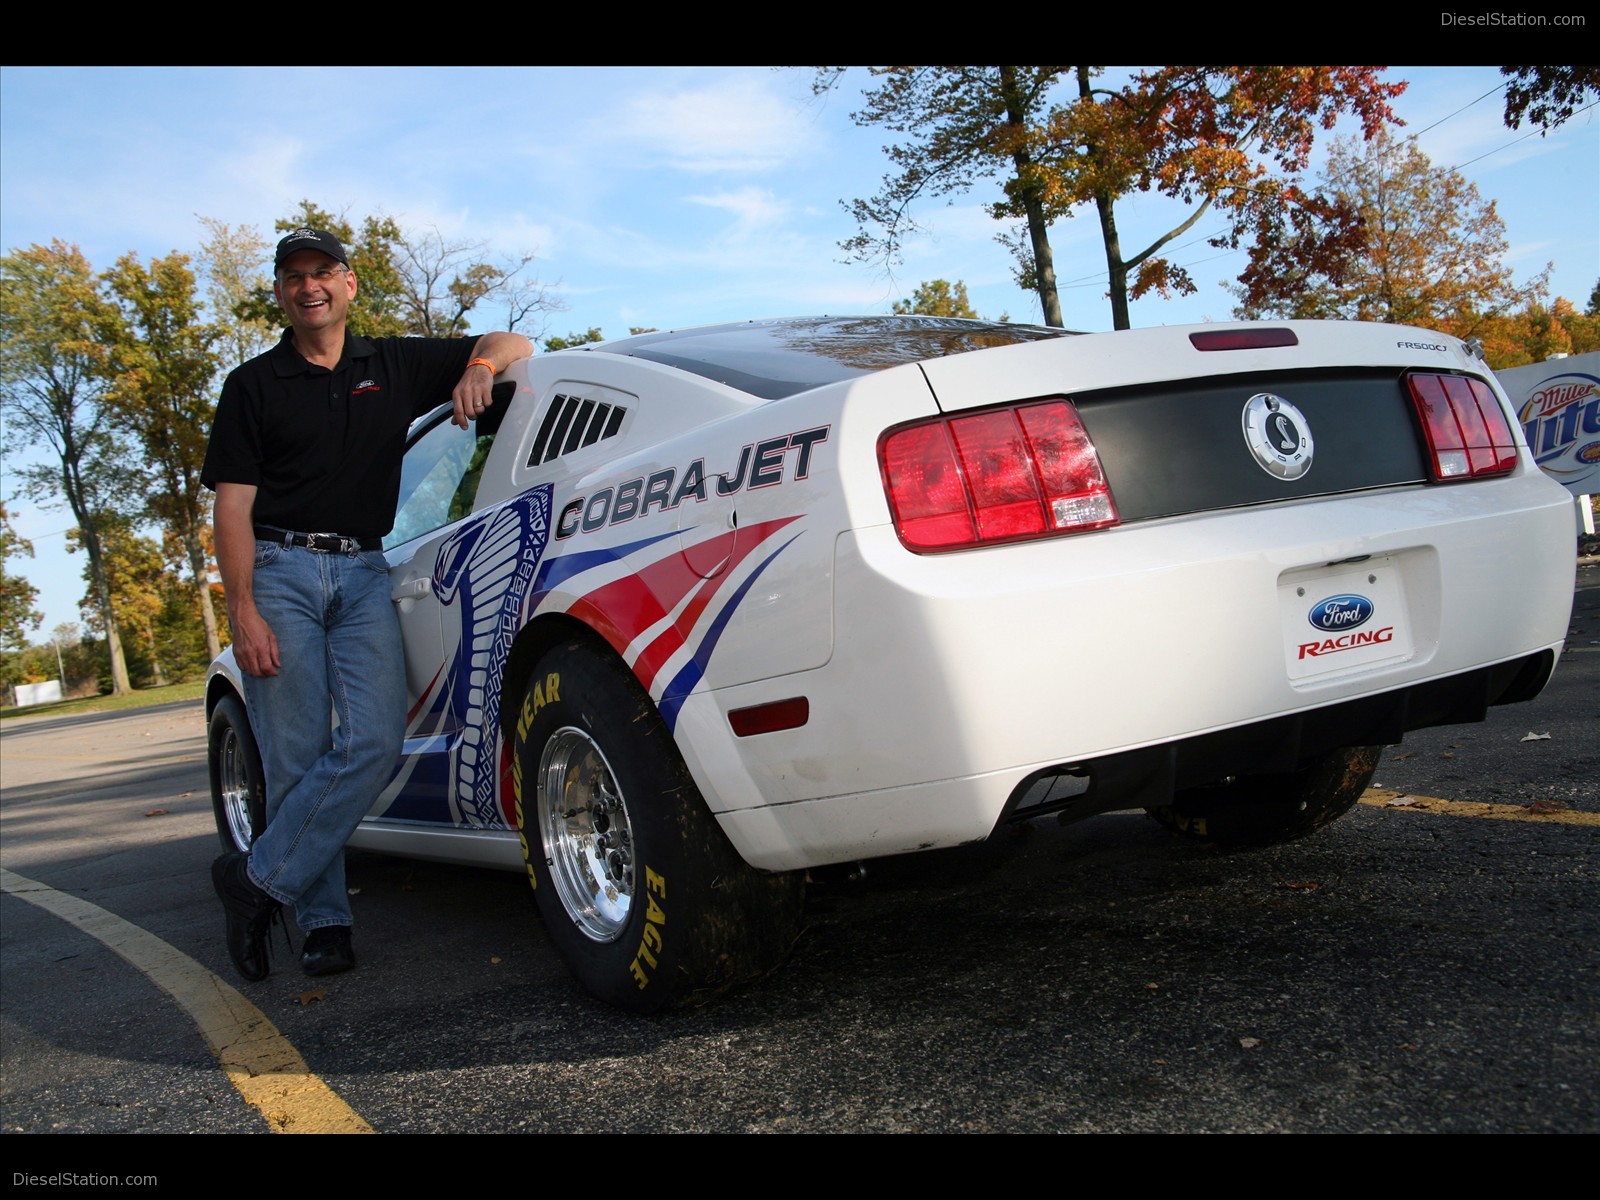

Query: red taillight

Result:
[879,400,1118,552]
[1405,373,1519,481]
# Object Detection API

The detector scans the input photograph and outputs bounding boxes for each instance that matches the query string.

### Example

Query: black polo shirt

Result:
[202,328,476,538]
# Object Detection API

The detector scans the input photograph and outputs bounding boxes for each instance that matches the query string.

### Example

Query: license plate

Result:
[1280,557,1414,682]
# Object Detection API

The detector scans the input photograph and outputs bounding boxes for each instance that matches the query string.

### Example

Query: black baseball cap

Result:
[274,228,350,269]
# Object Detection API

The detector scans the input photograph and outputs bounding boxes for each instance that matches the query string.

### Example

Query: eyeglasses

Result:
[278,264,346,288]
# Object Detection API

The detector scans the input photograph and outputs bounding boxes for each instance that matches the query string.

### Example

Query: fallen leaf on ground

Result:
[1386,796,1418,807]
[1281,881,1322,890]
[291,989,327,1005]
[143,808,167,817]
[1390,751,1414,761]
[1528,799,1567,815]
[1520,731,1552,742]
[1439,752,1455,759]
[1144,981,1160,991]
[490,956,503,965]
[1239,1037,1263,1050]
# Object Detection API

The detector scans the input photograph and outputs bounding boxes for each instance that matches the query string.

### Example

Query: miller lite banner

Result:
[1497,351,1600,499]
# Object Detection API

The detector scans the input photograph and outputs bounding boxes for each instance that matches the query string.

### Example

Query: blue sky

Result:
[2,66,1597,641]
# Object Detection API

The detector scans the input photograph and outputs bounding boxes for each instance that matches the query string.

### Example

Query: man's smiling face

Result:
[274,249,357,337]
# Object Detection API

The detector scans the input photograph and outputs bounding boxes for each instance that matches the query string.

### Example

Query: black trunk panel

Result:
[1073,369,1434,522]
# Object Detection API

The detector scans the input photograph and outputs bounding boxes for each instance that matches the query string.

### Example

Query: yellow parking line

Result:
[1361,789,1600,826]
[0,867,372,1134]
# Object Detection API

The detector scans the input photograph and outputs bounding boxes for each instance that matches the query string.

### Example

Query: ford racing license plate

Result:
[1280,556,1414,683]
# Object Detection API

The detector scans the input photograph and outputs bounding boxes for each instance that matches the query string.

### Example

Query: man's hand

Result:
[230,602,281,677]
[213,482,280,677]
[450,332,534,429]
[451,359,496,429]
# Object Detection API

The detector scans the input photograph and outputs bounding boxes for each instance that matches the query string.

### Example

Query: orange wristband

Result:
[468,357,496,375]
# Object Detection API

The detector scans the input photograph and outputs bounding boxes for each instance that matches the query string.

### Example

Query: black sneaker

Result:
[211,852,281,982]
[301,926,355,976]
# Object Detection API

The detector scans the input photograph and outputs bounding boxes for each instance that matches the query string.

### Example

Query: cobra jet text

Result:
[556,426,830,540]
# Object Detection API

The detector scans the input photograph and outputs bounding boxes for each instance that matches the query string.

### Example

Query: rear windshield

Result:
[583,315,1072,400]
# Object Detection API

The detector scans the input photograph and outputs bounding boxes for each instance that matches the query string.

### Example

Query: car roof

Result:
[575,315,1074,400]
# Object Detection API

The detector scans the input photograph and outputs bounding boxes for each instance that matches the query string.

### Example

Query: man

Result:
[202,228,532,981]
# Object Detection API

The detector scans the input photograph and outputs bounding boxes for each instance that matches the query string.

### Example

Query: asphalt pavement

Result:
[2,563,1593,1148]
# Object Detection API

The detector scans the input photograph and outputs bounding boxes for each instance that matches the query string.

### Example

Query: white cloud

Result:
[686,187,788,229]
[609,73,818,173]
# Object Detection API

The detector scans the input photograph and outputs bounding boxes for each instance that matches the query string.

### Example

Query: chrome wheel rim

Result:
[537,727,633,942]
[218,725,256,851]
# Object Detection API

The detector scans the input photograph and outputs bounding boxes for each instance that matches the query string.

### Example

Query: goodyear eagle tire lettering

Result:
[1147,745,1381,847]
[513,638,804,1013]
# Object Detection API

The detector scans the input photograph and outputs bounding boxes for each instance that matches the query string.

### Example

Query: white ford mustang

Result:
[206,315,1575,1011]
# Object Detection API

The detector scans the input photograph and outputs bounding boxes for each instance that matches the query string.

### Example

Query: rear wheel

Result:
[1147,745,1381,846]
[514,638,804,1012]
[208,693,265,853]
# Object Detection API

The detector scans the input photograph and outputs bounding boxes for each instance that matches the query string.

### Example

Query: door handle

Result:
[392,577,432,601]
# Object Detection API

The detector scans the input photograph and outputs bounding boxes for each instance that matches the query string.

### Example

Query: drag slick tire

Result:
[208,693,265,854]
[1147,745,1381,847]
[514,637,804,1013]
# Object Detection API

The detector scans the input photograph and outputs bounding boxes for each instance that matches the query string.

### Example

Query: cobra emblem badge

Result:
[1242,392,1314,480]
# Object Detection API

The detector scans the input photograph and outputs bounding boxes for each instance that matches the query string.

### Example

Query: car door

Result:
[376,403,507,826]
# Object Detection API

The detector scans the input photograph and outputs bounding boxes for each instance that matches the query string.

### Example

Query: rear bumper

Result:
[678,468,1573,871]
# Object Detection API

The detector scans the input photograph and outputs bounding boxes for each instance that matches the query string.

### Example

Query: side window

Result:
[387,415,492,549]
[386,383,516,550]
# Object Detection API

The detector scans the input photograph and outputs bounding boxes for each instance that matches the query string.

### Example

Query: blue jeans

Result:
[241,541,405,930]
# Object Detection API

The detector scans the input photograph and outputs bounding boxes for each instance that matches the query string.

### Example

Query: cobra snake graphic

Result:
[429,485,553,827]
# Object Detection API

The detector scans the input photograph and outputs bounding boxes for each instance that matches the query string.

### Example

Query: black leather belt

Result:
[254,525,381,553]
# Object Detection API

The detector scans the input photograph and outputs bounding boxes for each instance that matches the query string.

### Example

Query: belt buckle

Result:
[306,532,354,554]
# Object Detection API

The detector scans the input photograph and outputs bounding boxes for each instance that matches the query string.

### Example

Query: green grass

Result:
[0,678,208,722]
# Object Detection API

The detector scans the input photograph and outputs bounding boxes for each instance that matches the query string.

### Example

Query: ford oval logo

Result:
[1308,594,1373,631]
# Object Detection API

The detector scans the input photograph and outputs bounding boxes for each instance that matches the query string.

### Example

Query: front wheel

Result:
[1146,745,1381,846]
[208,693,265,853]
[514,638,804,1012]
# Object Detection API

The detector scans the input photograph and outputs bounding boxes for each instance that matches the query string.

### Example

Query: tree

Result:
[1476,295,1600,368]
[0,503,43,693]
[394,226,557,338]
[543,327,606,352]
[823,66,1404,330]
[102,250,225,660]
[0,241,136,694]
[892,279,977,318]
[1233,130,1550,345]
[196,217,274,368]
[1501,66,1600,134]
[1065,67,1405,331]
[72,516,172,687]
[823,67,1071,326]
[47,622,97,696]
